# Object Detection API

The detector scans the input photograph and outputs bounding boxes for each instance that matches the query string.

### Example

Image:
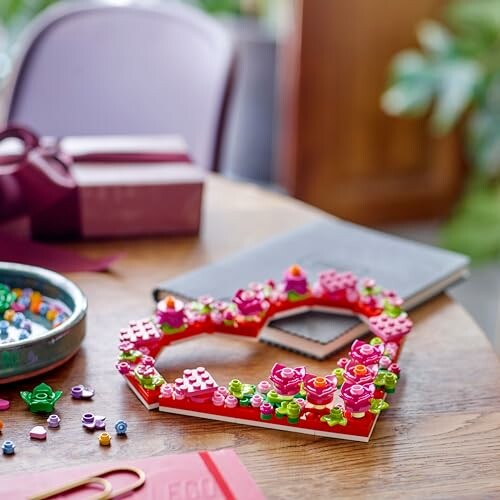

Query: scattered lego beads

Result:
[2,440,15,455]
[0,399,10,411]
[114,420,128,435]
[0,284,70,344]
[98,432,111,446]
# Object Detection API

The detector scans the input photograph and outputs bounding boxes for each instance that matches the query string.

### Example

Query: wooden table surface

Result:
[1,175,500,498]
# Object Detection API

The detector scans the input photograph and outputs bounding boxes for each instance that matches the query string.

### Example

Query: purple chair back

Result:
[5,1,234,171]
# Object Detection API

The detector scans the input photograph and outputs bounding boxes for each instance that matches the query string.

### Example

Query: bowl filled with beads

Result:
[0,262,87,382]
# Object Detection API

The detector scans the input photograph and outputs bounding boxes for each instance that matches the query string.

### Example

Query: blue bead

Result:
[114,420,128,435]
[39,304,49,315]
[18,329,30,340]
[12,313,25,328]
[20,320,31,333]
[22,288,33,297]
[19,296,31,307]
[2,440,15,455]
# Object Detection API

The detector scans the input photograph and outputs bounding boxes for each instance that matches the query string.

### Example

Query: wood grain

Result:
[1,175,499,498]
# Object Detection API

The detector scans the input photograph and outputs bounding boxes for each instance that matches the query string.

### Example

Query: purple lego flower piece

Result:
[269,363,306,396]
[349,339,384,366]
[339,383,375,414]
[303,374,337,406]
[232,289,269,316]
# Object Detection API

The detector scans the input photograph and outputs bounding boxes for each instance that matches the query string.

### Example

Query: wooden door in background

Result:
[277,0,464,224]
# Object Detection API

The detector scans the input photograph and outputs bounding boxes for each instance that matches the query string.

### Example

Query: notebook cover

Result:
[154,217,469,346]
[0,448,263,499]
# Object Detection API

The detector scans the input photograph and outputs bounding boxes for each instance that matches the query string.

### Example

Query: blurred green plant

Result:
[381,0,500,261]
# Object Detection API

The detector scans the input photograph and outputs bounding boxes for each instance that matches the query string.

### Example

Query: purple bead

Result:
[71,386,83,399]
[81,413,94,425]
[71,384,94,400]
[47,414,61,428]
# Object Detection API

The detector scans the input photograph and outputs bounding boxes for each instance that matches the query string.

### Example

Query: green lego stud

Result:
[229,379,255,400]
[370,337,383,346]
[20,383,63,414]
[320,407,348,427]
[266,390,282,406]
[374,370,388,389]
[383,299,403,318]
[383,372,398,393]
[332,367,345,387]
[275,401,301,424]
[369,398,389,414]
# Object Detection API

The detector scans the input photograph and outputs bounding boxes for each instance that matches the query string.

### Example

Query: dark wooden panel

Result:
[277,0,464,224]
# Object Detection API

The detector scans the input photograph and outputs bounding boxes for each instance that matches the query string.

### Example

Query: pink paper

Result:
[0,449,264,500]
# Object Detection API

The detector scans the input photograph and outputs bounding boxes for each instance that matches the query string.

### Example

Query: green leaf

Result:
[430,59,482,134]
[417,20,453,55]
[381,81,433,117]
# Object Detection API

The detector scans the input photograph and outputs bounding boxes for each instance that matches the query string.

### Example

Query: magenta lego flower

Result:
[283,265,309,295]
[232,289,269,316]
[269,363,306,397]
[349,339,384,366]
[155,296,186,329]
[119,341,135,353]
[135,364,155,378]
[303,374,337,406]
[339,383,375,415]
[343,360,378,385]
[116,361,130,374]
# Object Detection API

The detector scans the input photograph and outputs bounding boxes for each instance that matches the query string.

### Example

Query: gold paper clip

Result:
[28,465,146,500]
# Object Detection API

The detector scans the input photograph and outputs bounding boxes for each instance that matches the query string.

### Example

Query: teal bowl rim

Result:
[0,261,87,350]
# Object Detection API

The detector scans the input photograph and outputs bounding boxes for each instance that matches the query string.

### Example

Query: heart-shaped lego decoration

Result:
[0,399,10,411]
[29,426,47,440]
[116,266,413,442]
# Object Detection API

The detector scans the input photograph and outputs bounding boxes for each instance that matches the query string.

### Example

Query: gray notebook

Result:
[154,217,469,358]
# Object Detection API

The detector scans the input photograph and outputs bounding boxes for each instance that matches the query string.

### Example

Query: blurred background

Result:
[1,0,499,350]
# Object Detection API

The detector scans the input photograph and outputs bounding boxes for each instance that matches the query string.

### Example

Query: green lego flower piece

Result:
[370,337,383,346]
[118,350,141,363]
[383,299,403,318]
[369,398,389,414]
[383,372,398,393]
[275,401,301,424]
[374,370,388,388]
[229,380,255,400]
[160,324,187,335]
[20,383,63,414]
[229,379,243,397]
[266,390,282,406]
[332,367,345,387]
[287,291,309,302]
[320,407,348,427]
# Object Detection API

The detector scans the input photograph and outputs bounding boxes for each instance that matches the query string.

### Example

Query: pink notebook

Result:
[0,448,264,499]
